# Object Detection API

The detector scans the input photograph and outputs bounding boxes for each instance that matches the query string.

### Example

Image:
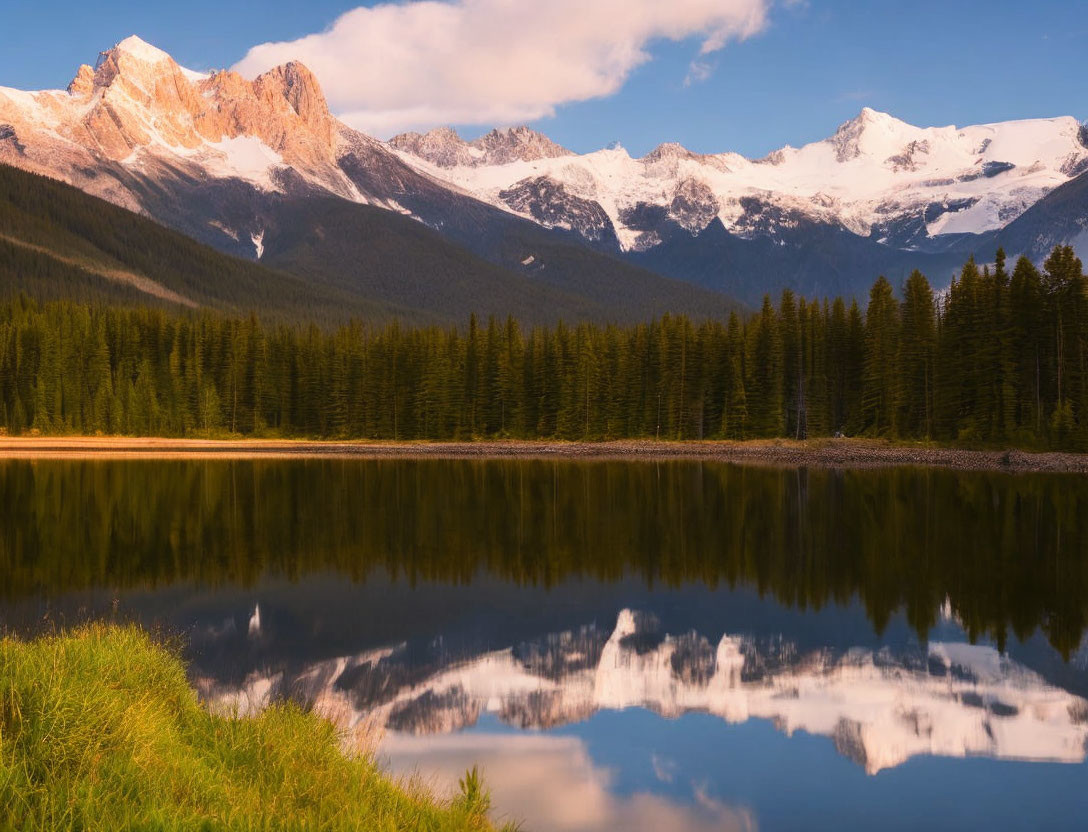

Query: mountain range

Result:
[2,35,1086,315]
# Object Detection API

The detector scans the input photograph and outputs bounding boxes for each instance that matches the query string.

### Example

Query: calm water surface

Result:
[2,459,1087,831]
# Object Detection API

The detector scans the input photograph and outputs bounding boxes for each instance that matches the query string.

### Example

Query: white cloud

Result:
[685,58,716,87]
[233,0,770,137]
[651,752,679,783]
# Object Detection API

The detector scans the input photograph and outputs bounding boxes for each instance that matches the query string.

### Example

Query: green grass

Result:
[0,625,508,831]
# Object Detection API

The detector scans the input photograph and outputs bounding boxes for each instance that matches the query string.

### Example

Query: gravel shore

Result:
[0,437,1086,473]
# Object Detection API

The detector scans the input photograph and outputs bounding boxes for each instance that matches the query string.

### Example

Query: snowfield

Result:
[390,108,1088,250]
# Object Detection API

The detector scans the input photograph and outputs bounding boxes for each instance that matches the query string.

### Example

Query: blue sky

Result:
[1,0,1085,157]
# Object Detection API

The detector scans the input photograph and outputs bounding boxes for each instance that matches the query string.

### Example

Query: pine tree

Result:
[778,290,802,439]
[862,277,899,436]
[804,300,830,437]
[745,297,782,438]
[844,300,866,435]
[722,312,747,439]
[898,270,936,439]
[1043,246,1087,445]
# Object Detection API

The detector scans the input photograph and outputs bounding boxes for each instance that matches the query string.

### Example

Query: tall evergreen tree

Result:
[898,270,936,439]
[862,277,899,436]
[745,296,783,438]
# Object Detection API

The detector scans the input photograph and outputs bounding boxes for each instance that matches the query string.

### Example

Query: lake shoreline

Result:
[0,436,1086,473]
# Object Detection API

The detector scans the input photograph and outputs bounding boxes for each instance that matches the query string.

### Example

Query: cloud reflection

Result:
[383,732,757,832]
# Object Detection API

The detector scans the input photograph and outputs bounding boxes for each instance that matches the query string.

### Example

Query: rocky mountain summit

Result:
[389,125,571,168]
[0,36,359,204]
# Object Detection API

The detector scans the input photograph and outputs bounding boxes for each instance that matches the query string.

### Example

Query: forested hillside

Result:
[0,164,414,322]
[1,246,1084,448]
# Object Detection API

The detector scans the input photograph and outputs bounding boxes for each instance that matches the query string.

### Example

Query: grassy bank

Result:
[0,625,506,831]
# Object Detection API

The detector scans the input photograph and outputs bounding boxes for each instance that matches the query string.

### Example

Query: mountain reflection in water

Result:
[2,458,1088,831]
[197,606,1088,775]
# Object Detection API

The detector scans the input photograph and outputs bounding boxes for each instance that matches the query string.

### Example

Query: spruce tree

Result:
[898,270,936,439]
[745,296,783,438]
[862,277,899,436]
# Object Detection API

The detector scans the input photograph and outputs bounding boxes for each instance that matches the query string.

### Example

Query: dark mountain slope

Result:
[984,169,1088,260]
[0,164,411,322]
[2,164,740,325]
[257,196,601,323]
[922,169,1088,266]
[260,196,742,324]
[628,218,971,303]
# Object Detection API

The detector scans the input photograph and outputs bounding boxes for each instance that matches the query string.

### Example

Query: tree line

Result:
[0,245,1085,448]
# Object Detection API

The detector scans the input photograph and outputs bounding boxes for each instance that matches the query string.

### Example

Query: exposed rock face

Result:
[388,127,477,168]
[754,147,790,166]
[387,688,480,735]
[618,202,683,251]
[390,125,572,168]
[885,139,931,172]
[1061,155,1088,179]
[669,177,719,233]
[187,62,337,170]
[66,64,95,97]
[0,124,24,155]
[641,142,730,178]
[65,38,214,159]
[732,196,805,238]
[499,176,616,243]
[0,36,342,195]
[470,126,571,166]
[644,142,701,164]
[669,631,718,686]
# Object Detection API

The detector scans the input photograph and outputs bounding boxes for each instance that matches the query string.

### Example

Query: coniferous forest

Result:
[1,245,1085,449]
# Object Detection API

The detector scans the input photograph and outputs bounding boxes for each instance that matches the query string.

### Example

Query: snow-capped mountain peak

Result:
[642,142,700,163]
[110,35,176,66]
[389,104,1088,251]
[470,125,571,165]
[85,35,211,102]
[828,106,918,162]
[0,36,356,204]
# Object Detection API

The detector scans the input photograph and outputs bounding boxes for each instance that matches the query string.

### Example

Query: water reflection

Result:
[195,606,1088,774]
[3,459,1088,830]
[3,459,1088,654]
[382,731,758,832]
[168,577,1088,831]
